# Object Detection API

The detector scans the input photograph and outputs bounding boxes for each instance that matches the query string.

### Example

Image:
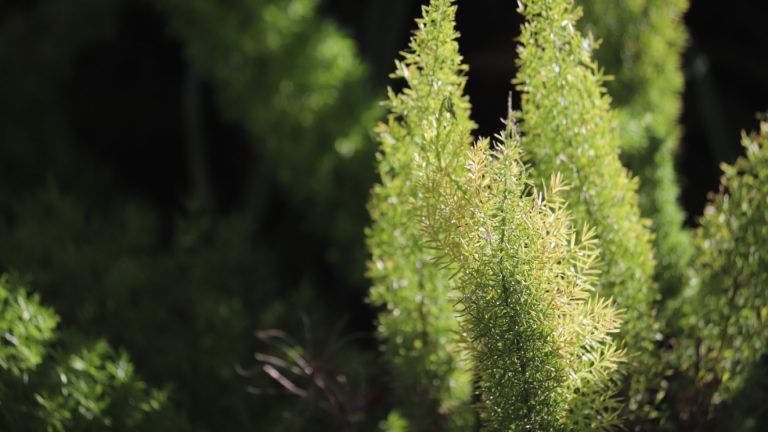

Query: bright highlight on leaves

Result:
[415,112,625,431]
[514,0,661,422]
[366,0,475,429]
[0,275,182,431]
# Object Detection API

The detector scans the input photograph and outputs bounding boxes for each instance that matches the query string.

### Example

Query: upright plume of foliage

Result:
[579,0,693,296]
[158,0,380,283]
[367,1,474,428]
[514,0,661,423]
[416,110,625,431]
[671,121,768,426]
[0,274,188,431]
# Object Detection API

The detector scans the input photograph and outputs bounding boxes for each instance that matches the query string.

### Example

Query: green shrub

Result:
[579,0,693,298]
[367,1,475,428]
[0,274,188,431]
[371,1,768,431]
[671,122,768,427]
[514,0,661,423]
[2,0,768,431]
[371,1,625,430]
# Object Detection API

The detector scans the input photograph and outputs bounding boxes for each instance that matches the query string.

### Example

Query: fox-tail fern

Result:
[515,0,661,424]
[579,0,694,298]
[416,113,625,431]
[366,0,474,429]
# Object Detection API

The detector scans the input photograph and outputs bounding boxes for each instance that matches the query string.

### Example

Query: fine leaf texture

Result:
[515,0,661,422]
[367,0,475,429]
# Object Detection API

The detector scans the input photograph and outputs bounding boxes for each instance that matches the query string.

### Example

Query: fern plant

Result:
[514,0,662,423]
[367,1,474,429]
[671,121,768,427]
[416,114,625,431]
[369,1,625,430]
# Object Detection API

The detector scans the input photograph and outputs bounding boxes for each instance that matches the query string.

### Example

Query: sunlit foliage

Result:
[515,0,661,422]
[416,112,625,430]
[367,1,474,428]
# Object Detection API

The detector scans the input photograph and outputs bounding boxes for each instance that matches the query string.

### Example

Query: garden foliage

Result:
[372,0,768,430]
[370,0,624,429]
[416,117,625,431]
[514,0,661,422]
[1,0,768,431]
[0,275,186,431]
[671,122,768,426]
[579,0,693,297]
[367,1,474,429]
[0,0,374,430]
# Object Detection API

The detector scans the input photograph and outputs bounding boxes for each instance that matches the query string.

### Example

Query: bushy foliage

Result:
[366,1,474,429]
[0,183,323,430]
[0,275,57,377]
[671,122,768,426]
[2,0,768,431]
[0,275,187,431]
[369,1,627,429]
[0,0,372,430]
[157,0,381,283]
[579,0,693,297]
[416,114,625,430]
[515,0,662,423]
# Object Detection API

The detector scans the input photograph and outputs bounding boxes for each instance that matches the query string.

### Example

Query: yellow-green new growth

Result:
[416,115,625,431]
[366,0,474,429]
[514,0,660,422]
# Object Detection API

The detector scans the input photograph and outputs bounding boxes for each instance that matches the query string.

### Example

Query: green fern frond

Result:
[514,0,661,423]
[416,115,625,431]
[366,0,475,429]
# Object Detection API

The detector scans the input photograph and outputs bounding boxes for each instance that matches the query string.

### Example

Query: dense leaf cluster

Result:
[2,0,768,430]
[369,1,626,430]
[416,119,625,431]
[672,122,768,425]
[367,1,474,429]
[580,0,693,297]
[515,0,661,422]
[0,275,186,431]
[0,1,374,430]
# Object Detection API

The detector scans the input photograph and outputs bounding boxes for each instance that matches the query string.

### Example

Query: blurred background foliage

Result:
[0,0,766,430]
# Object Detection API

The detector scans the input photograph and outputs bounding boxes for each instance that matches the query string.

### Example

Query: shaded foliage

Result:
[670,122,768,429]
[579,0,694,299]
[0,275,188,431]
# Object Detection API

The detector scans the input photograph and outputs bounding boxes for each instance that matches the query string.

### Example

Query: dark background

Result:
[4,0,767,221]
